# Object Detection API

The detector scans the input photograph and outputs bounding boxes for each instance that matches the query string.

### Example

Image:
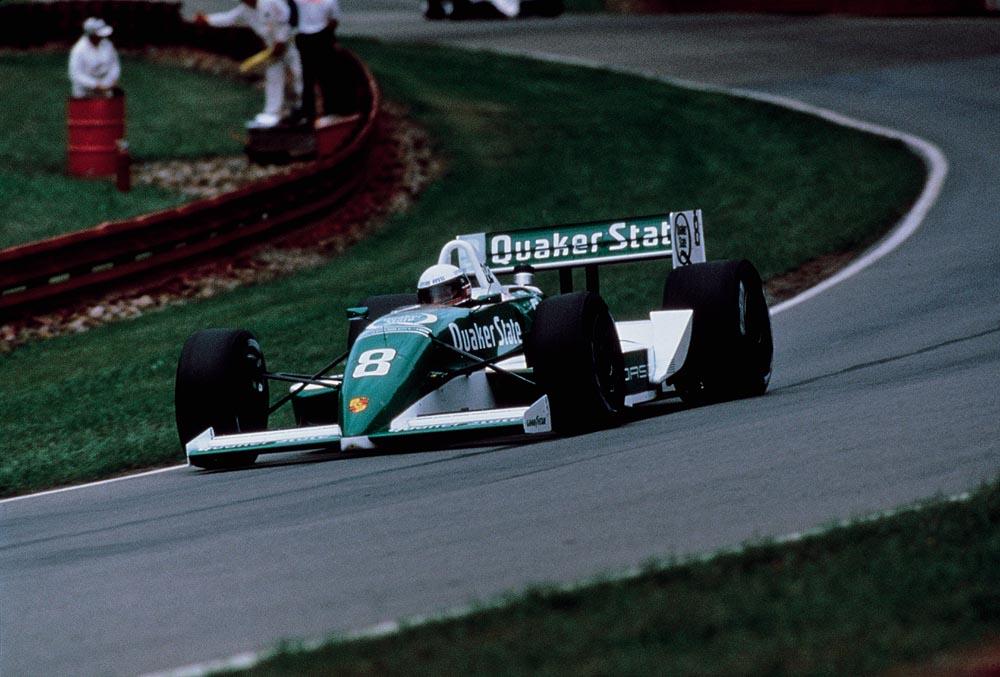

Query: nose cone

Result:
[339,332,434,438]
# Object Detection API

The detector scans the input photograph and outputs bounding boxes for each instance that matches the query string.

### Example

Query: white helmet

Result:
[417,264,472,306]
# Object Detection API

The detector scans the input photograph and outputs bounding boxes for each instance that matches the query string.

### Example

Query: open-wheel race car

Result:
[176,211,773,469]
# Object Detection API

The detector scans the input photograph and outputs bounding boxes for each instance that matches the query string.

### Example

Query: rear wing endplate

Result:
[458,210,705,275]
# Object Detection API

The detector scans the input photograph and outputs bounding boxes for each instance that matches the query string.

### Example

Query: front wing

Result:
[185,395,552,463]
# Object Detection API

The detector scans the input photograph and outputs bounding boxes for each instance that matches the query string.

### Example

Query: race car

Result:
[423,0,563,20]
[175,211,773,469]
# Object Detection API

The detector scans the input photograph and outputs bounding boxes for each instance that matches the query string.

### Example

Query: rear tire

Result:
[662,259,772,405]
[347,293,419,349]
[175,329,269,469]
[525,291,625,433]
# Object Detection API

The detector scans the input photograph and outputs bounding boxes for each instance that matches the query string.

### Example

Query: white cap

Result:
[83,17,113,38]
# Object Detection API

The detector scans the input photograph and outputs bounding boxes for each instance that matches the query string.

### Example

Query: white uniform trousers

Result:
[263,43,303,117]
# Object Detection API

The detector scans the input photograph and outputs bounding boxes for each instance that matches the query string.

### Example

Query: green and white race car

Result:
[175,211,773,469]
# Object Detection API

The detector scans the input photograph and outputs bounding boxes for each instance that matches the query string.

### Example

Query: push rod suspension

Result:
[266,349,349,415]
[428,336,537,388]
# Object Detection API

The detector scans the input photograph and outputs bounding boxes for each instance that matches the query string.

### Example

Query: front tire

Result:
[662,259,772,405]
[525,291,625,433]
[175,329,269,469]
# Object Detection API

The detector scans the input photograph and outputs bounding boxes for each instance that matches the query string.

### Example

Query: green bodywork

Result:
[296,292,540,439]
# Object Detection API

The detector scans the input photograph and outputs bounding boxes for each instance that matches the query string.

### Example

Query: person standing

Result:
[293,0,341,122]
[68,18,121,98]
[196,0,303,128]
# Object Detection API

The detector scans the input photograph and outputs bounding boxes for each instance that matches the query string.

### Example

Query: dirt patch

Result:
[132,155,307,199]
[764,249,861,305]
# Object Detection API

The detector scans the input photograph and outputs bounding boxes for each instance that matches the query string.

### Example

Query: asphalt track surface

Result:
[3,14,1000,677]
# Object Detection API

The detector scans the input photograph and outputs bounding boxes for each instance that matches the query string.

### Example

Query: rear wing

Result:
[458,210,706,275]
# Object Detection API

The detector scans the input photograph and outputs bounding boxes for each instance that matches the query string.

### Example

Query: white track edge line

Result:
[0,464,187,505]
[145,48,951,677]
[147,487,975,677]
[745,92,949,315]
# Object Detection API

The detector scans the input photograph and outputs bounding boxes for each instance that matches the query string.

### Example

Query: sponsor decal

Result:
[460,211,704,272]
[348,396,369,414]
[371,312,437,328]
[523,414,548,431]
[672,211,702,266]
[523,395,552,434]
[359,326,431,340]
[487,219,672,268]
[624,364,649,383]
[447,317,523,353]
[623,351,652,395]
[353,348,397,378]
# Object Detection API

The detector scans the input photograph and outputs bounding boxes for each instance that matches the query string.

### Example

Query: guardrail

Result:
[0,1,381,319]
[0,46,380,318]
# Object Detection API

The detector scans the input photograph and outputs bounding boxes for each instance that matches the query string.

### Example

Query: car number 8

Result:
[353,349,397,377]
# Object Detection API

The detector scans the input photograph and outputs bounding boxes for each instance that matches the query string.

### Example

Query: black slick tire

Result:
[662,259,772,405]
[175,328,269,469]
[525,291,625,433]
[347,293,419,349]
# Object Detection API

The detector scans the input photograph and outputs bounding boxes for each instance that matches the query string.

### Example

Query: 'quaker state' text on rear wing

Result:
[458,210,705,277]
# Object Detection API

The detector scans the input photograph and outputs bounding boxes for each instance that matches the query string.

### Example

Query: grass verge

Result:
[0,51,258,248]
[0,38,924,496]
[226,480,1000,675]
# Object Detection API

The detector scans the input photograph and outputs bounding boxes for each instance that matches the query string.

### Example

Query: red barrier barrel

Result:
[67,94,126,177]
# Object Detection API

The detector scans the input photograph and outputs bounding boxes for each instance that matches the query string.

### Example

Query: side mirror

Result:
[346,306,369,320]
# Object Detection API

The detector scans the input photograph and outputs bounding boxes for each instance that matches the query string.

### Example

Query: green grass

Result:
[0,51,258,248]
[0,39,925,496]
[228,480,1000,676]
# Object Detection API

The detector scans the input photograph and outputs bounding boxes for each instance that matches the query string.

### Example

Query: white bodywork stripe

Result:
[392,372,498,422]
[616,309,693,385]
[389,407,529,432]
[185,425,343,456]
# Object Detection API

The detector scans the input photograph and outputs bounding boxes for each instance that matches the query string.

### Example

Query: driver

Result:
[417,264,473,306]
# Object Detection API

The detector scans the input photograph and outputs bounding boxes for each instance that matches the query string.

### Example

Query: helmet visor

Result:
[418,275,471,305]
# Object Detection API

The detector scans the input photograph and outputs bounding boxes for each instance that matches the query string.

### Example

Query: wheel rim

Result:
[235,338,267,433]
[590,314,621,410]
[738,280,748,337]
[246,339,266,395]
